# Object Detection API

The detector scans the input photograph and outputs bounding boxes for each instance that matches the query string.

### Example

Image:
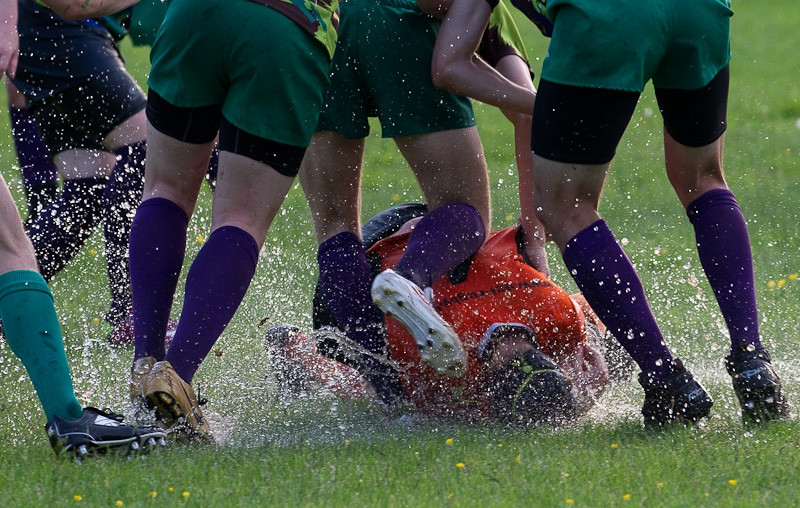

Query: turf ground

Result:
[0,0,799,506]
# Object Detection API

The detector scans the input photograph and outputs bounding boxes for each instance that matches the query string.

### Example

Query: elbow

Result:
[431,59,457,92]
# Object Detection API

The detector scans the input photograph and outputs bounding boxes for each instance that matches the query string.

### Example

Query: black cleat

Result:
[639,360,713,427]
[46,407,167,460]
[725,347,789,424]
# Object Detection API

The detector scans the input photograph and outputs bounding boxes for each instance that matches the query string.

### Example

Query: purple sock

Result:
[394,203,486,288]
[165,226,259,383]
[563,220,675,379]
[26,177,106,280]
[103,141,146,324]
[9,106,58,186]
[318,232,386,354]
[9,106,59,218]
[130,198,189,361]
[317,232,404,404]
[687,188,761,352]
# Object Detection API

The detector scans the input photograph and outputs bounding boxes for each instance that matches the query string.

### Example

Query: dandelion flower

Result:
[610,443,618,449]
[115,501,123,507]
[196,235,205,244]
[73,494,82,501]
[149,492,157,498]
[790,273,798,281]
[657,482,664,488]
[566,500,574,505]
[623,493,631,501]
[182,491,191,498]
[456,462,465,469]
[445,438,453,445]
[728,479,738,486]
[168,487,175,493]
[515,455,521,462]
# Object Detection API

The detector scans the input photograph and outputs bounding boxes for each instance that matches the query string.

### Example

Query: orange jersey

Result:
[368,227,587,417]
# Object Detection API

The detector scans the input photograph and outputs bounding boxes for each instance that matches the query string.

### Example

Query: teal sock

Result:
[0,270,83,421]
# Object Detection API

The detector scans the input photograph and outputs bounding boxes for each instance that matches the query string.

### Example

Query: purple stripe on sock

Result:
[130,198,189,361]
[394,203,486,288]
[563,220,675,379]
[166,226,259,383]
[687,188,761,351]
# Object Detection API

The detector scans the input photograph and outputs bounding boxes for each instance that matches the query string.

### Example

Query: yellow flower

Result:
[168,487,175,493]
[149,492,157,498]
[392,194,400,202]
[623,493,631,501]
[728,479,738,486]
[92,317,100,324]
[610,443,618,449]
[562,473,569,478]
[790,273,798,280]
[448,493,454,499]
[456,462,465,469]
[345,439,350,446]
[515,455,521,462]
[445,438,453,445]
[566,500,575,505]
[182,491,191,498]
[657,482,664,488]
[89,249,97,256]
[505,214,514,222]
[115,501,123,507]
[73,494,82,501]
[778,279,786,287]
[768,280,776,288]
[197,235,205,244]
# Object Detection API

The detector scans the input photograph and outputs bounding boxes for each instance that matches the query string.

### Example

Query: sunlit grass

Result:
[0,0,799,505]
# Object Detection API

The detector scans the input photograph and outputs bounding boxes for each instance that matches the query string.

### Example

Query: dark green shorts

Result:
[317,0,475,139]
[543,0,733,91]
[148,0,330,147]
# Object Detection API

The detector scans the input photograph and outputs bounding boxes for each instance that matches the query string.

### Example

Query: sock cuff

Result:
[686,188,738,222]
[0,270,52,302]
[562,220,616,269]
[318,231,362,260]
[209,225,259,267]
[138,197,190,225]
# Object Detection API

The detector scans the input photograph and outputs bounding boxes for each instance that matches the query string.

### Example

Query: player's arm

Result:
[0,0,19,78]
[431,0,535,115]
[39,0,141,21]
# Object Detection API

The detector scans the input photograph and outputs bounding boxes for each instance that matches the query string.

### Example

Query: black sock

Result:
[26,177,106,280]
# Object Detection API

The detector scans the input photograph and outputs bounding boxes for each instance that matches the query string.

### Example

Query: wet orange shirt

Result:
[368,227,586,417]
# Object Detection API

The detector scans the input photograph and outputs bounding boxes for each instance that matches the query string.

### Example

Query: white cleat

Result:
[371,269,466,377]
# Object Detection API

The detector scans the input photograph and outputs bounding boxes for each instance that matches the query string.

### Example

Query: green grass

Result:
[1,0,800,505]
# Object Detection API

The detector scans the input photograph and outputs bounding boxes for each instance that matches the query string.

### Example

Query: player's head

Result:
[478,323,577,427]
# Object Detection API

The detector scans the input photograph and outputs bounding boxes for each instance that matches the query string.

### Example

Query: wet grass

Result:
[1,0,799,505]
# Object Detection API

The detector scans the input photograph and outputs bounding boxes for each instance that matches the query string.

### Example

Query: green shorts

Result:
[542,0,733,91]
[148,0,330,147]
[317,0,475,139]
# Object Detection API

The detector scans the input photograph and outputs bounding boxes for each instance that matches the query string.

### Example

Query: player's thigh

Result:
[298,131,367,244]
[211,151,295,248]
[397,126,491,228]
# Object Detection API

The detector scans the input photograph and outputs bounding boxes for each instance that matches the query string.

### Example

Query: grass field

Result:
[1,0,800,506]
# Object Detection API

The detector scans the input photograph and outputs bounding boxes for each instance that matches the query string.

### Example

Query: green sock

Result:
[0,270,83,421]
